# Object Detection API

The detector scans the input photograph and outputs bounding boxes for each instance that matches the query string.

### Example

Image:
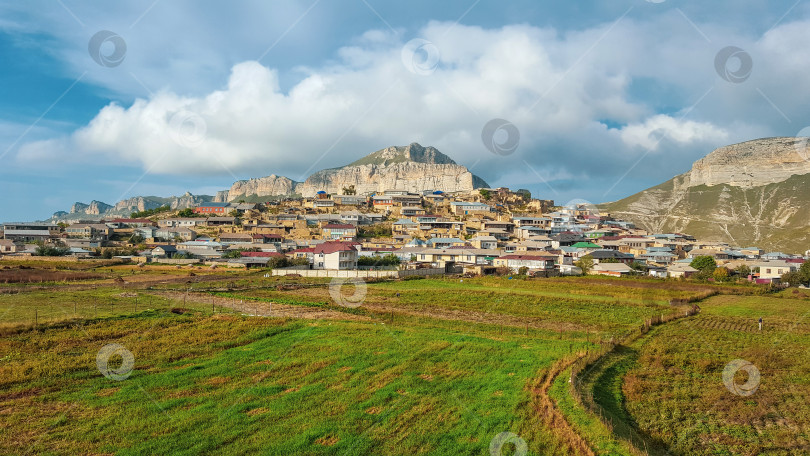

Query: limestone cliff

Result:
[602,137,810,252]
[224,143,488,200]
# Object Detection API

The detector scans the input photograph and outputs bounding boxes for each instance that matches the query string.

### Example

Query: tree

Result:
[575,257,594,275]
[690,256,717,272]
[342,185,356,195]
[223,250,243,259]
[781,271,804,287]
[630,261,647,271]
[713,267,730,281]
[517,266,529,276]
[601,258,619,264]
[799,261,810,283]
[35,243,70,257]
[735,264,751,278]
[177,208,195,217]
[479,189,491,199]
[229,209,240,217]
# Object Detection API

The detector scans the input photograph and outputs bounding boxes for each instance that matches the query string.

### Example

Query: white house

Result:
[312,242,358,270]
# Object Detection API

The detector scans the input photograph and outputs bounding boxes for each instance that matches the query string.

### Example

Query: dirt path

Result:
[152,290,372,322]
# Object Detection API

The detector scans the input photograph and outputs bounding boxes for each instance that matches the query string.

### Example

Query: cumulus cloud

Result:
[12,14,810,199]
[619,115,729,151]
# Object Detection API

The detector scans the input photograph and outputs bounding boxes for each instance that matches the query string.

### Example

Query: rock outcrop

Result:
[50,142,488,220]
[602,137,810,253]
[54,193,213,222]
[688,137,810,188]
[225,175,298,201]
[70,201,113,215]
[224,143,488,200]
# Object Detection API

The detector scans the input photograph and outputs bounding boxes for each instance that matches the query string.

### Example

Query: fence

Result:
[271,268,446,278]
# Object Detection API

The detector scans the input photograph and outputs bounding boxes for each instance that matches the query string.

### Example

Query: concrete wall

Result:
[271,268,446,278]
[151,258,202,265]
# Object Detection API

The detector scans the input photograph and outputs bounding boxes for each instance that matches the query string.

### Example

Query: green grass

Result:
[0,311,588,455]
[1,265,802,455]
[621,294,810,455]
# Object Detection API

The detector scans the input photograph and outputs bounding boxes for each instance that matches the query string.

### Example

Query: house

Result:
[592,262,633,277]
[0,239,21,253]
[755,261,798,282]
[65,223,113,240]
[333,196,368,206]
[2,223,60,242]
[151,245,178,258]
[587,249,635,264]
[193,202,231,214]
[426,237,466,249]
[493,254,557,272]
[551,233,587,248]
[392,218,418,234]
[667,263,698,278]
[205,216,238,227]
[312,241,358,270]
[470,235,498,250]
[322,224,358,241]
[158,218,206,228]
[372,194,394,208]
[688,248,730,260]
[450,201,491,215]
[219,233,254,244]
[154,227,196,241]
[107,218,155,228]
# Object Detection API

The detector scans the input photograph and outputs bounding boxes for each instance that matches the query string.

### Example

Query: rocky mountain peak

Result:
[689,137,810,188]
[345,143,457,167]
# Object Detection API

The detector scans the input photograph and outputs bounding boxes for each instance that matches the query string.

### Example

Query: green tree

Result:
[781,271,803,287]
[517,266,529,276]
[690,256,717,272]
[799,261,810,283]
[630,261,647,271]
[575,256,594,275]
[479,189,491,199]
[735,264,751,278]
[177,208,195,217]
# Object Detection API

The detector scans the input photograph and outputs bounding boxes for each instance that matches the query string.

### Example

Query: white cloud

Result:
[619,115,729,151]
[12,14,810,197]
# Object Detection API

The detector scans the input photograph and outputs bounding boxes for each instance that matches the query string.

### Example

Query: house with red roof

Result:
[312,241,358,270]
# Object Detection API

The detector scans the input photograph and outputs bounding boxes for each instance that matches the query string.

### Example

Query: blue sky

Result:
[1,0,809,222]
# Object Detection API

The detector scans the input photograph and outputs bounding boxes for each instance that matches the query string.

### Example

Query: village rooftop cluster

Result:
[2,187,807,283]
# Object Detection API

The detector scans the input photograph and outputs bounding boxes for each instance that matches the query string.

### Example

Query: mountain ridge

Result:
[50,143,488,221]
[602,137,810,253]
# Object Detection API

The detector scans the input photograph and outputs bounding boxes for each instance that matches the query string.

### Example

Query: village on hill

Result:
[2,186,808,285]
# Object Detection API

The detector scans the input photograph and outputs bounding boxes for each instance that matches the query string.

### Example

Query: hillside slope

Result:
[602,137,810,253]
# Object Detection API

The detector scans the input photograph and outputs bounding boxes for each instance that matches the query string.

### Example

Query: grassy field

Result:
[618,294,810,455]
[0,260,806,455]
